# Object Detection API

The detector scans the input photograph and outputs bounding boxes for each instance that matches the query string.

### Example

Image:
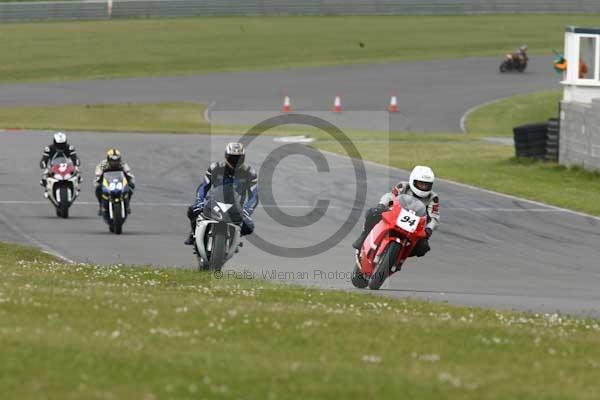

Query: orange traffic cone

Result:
[282,95,292,113]
[332,94,342,113]
[388,95,398,113]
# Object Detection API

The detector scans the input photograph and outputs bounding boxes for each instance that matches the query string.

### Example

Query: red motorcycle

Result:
[352,194,428,290]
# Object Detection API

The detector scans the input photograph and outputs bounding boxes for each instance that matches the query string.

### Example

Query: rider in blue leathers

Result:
[185,142,259,245]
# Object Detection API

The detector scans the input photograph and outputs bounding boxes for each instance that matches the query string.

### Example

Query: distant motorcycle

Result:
[100,171,131,234]
[499,52,528,73]
[351,194,429,290]
[194,185,243,271]
[44,154,80,218]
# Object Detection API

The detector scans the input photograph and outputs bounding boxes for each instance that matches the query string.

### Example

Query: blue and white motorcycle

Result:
[100,171,131,234]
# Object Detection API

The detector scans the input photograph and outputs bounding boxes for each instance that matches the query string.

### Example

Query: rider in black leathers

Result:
[185,142,259,245]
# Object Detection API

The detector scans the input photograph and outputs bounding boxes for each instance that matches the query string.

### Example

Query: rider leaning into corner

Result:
[185,142,259,245]
[352,165,440,257]
[512,44,528,63]
[94,148,136,216]
[39,132,81,196]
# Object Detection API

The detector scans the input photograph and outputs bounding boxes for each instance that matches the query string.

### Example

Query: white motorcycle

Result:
[44,154,80,218]
[194,185,243,271]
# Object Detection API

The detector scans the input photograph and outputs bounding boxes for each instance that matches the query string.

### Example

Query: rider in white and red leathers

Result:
[352,165,440,257]
[39,132,81,194]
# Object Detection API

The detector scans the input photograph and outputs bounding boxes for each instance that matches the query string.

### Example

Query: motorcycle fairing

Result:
[195,218,241,265]
[358,200,427,277]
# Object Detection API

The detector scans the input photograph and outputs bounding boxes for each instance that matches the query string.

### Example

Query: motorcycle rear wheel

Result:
[368,242,401,290]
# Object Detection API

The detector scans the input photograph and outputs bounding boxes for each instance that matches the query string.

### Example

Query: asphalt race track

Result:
[3,57,600,317]
[0,56,557,132]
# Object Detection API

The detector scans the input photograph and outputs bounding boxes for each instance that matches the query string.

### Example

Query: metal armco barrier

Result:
[0,0,599,23]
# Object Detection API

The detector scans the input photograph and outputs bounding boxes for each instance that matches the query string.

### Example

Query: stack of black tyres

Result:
[513,122,549,159]
[546,118,560,162]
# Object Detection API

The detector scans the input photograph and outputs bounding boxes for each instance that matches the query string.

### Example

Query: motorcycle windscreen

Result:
[50,156,74,174]
[396,194,427,217]
[103,171,128,193]
[202,184,244,224]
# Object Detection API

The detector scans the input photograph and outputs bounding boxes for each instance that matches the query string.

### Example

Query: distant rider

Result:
[512,44,528,65]
[94,148,136,215]
[39,132,81,196]
[352,165,440,257]
[185,142,259,245]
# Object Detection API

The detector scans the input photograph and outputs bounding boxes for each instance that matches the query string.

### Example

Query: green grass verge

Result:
[1,15,599,83]
[1,241,600,399]
[466,90,562,136]
[0,103,208,133]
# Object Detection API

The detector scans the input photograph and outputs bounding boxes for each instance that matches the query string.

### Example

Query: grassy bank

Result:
[1,15,599,83]
[1,241,599,399]
[466,90,562,136]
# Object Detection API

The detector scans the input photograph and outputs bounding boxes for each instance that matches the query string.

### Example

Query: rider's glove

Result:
[425,228,433,238]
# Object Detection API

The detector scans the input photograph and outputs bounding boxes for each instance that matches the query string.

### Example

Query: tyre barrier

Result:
[546,118,559,162]
[513,119,559,161]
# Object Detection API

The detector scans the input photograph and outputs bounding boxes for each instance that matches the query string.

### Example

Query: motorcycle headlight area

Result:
[108,182,124,191]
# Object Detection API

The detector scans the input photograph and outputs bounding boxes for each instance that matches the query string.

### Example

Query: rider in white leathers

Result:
[352,165,440,257]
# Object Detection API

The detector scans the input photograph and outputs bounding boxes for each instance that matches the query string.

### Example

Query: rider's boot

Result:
[40,179,48,198]
[352,230,368,250]
[184,231,195,246]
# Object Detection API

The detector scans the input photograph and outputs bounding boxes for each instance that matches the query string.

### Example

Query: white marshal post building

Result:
[560,26,600,171]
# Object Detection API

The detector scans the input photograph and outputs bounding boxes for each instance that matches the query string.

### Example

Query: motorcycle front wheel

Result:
[368,242,401,290]
[351,263,368,289]
[499,61,509,73]
[112,202,123,235]
[57,186,70,219]
[209,224,227,271]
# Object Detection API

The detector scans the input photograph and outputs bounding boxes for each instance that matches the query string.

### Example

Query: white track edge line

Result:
[459,95,517,134]
[204,100,215,124]
[0,212,75,264]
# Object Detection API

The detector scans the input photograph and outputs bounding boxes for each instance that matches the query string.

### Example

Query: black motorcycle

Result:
[499,53,528,73]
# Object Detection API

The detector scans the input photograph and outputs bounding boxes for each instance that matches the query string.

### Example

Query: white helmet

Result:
[409,165,435,198]
[53,132,67,144]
